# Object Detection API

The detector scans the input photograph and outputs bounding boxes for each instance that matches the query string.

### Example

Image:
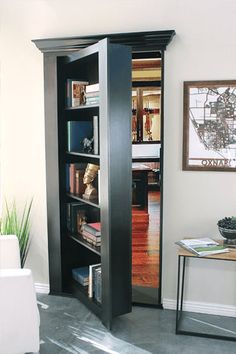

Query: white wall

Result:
[0,0,236,307]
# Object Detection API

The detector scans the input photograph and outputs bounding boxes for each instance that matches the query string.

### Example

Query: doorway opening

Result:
[131,52,162,305]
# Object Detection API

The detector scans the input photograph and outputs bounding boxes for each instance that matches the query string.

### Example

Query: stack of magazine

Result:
[175,237,229,257]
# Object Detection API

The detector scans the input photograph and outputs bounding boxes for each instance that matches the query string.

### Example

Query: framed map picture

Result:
[183,80,236,171]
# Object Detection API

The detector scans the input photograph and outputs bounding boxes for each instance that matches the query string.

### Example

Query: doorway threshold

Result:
[132,285,161,306]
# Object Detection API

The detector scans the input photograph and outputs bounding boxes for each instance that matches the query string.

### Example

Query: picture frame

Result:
[183,80,236,171]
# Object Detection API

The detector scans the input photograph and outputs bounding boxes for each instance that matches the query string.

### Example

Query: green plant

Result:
[217,216,236,229]
[0,199,33,267]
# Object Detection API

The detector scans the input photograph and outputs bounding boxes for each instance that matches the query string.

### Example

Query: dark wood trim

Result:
[132,81,161,88]
[132,59,161,69]
[99,39,132,326]
[132,157,160,163]
[132,52,162,59]
[183,80,236,88]
[159,50,165,305]
[32,30,176,53]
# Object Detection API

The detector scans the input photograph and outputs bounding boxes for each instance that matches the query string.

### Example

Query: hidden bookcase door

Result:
[42,38,132,329]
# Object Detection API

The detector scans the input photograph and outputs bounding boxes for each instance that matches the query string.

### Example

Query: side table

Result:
[176,248,236,341]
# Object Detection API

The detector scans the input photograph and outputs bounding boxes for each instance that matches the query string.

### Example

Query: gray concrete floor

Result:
[37,294,236,354]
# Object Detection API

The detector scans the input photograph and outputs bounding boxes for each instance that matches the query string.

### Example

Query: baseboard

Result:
[35,282,50,294]
[163,298,236,318]
[34,285,236,317]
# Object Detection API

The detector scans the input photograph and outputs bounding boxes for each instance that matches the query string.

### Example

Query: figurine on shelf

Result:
[76,210,87,232]
[132,114,137,142]
[132,99,137,142]
[80,85,87,105]
[144,111,153,141]
[82,163,99,201]
[82,137,94,154]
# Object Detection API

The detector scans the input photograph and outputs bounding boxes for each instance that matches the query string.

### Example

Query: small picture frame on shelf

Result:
[66,79,88,107]
[183,80,236,171]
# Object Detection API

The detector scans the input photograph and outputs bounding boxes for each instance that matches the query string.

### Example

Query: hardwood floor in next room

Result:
[132,190,160,288]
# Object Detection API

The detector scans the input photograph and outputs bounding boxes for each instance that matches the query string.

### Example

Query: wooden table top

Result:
[178,247,236,261]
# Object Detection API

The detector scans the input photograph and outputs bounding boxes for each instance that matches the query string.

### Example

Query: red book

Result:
[88,222,101,231]
[69,164,76,194]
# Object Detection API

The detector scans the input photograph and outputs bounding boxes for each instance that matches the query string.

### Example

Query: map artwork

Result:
[184,81,236,170]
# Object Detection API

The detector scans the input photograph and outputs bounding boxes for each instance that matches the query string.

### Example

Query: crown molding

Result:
[32,30,176,53]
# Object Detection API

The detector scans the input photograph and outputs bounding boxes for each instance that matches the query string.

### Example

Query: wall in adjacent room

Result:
[0,0,236,308]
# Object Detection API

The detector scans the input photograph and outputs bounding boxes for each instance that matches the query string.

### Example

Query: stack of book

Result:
[72,264,102,303]
[176,237,229,257]
[85,83,99,105]
[81,222,101,247]
[72,266,89,286]
[88,263,102,304]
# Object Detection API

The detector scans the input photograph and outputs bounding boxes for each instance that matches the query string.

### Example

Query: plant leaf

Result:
[0,198,33,267]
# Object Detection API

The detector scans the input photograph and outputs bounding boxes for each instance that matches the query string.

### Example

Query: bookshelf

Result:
[42,38,132,328]
[33,30,175,325]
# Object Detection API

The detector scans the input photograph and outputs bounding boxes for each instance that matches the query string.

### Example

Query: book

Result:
[86,91,99,98]
[86,83,99,93]
[98,169,100,205]
[67,202,86,233]
[88,263,101,298]
[72,266,89,286]
[66,164,70,193]
[82,222,101,236]
[68,163,86,196]
[176,237,229,257]
[67,121,93,154]
[66,202,72,231]
[69,164,76,194]
[93,115,99,155]
[86,97,99,105]
[85,83,99,105]
[82,234,101,247]
[75,169,86,196]
[66,79,88,107]
[94,267,102,303]
[81,229,101,242]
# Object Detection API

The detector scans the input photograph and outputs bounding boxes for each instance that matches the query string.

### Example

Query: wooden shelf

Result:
[67,152,100,159]
[64,106,99,121]
[65,103,99,111]
[69,233,101,256]
[67,193,100,208]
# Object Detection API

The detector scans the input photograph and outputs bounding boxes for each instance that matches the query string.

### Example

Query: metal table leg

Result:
[176,255,186,333]
[175,254,236,341]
